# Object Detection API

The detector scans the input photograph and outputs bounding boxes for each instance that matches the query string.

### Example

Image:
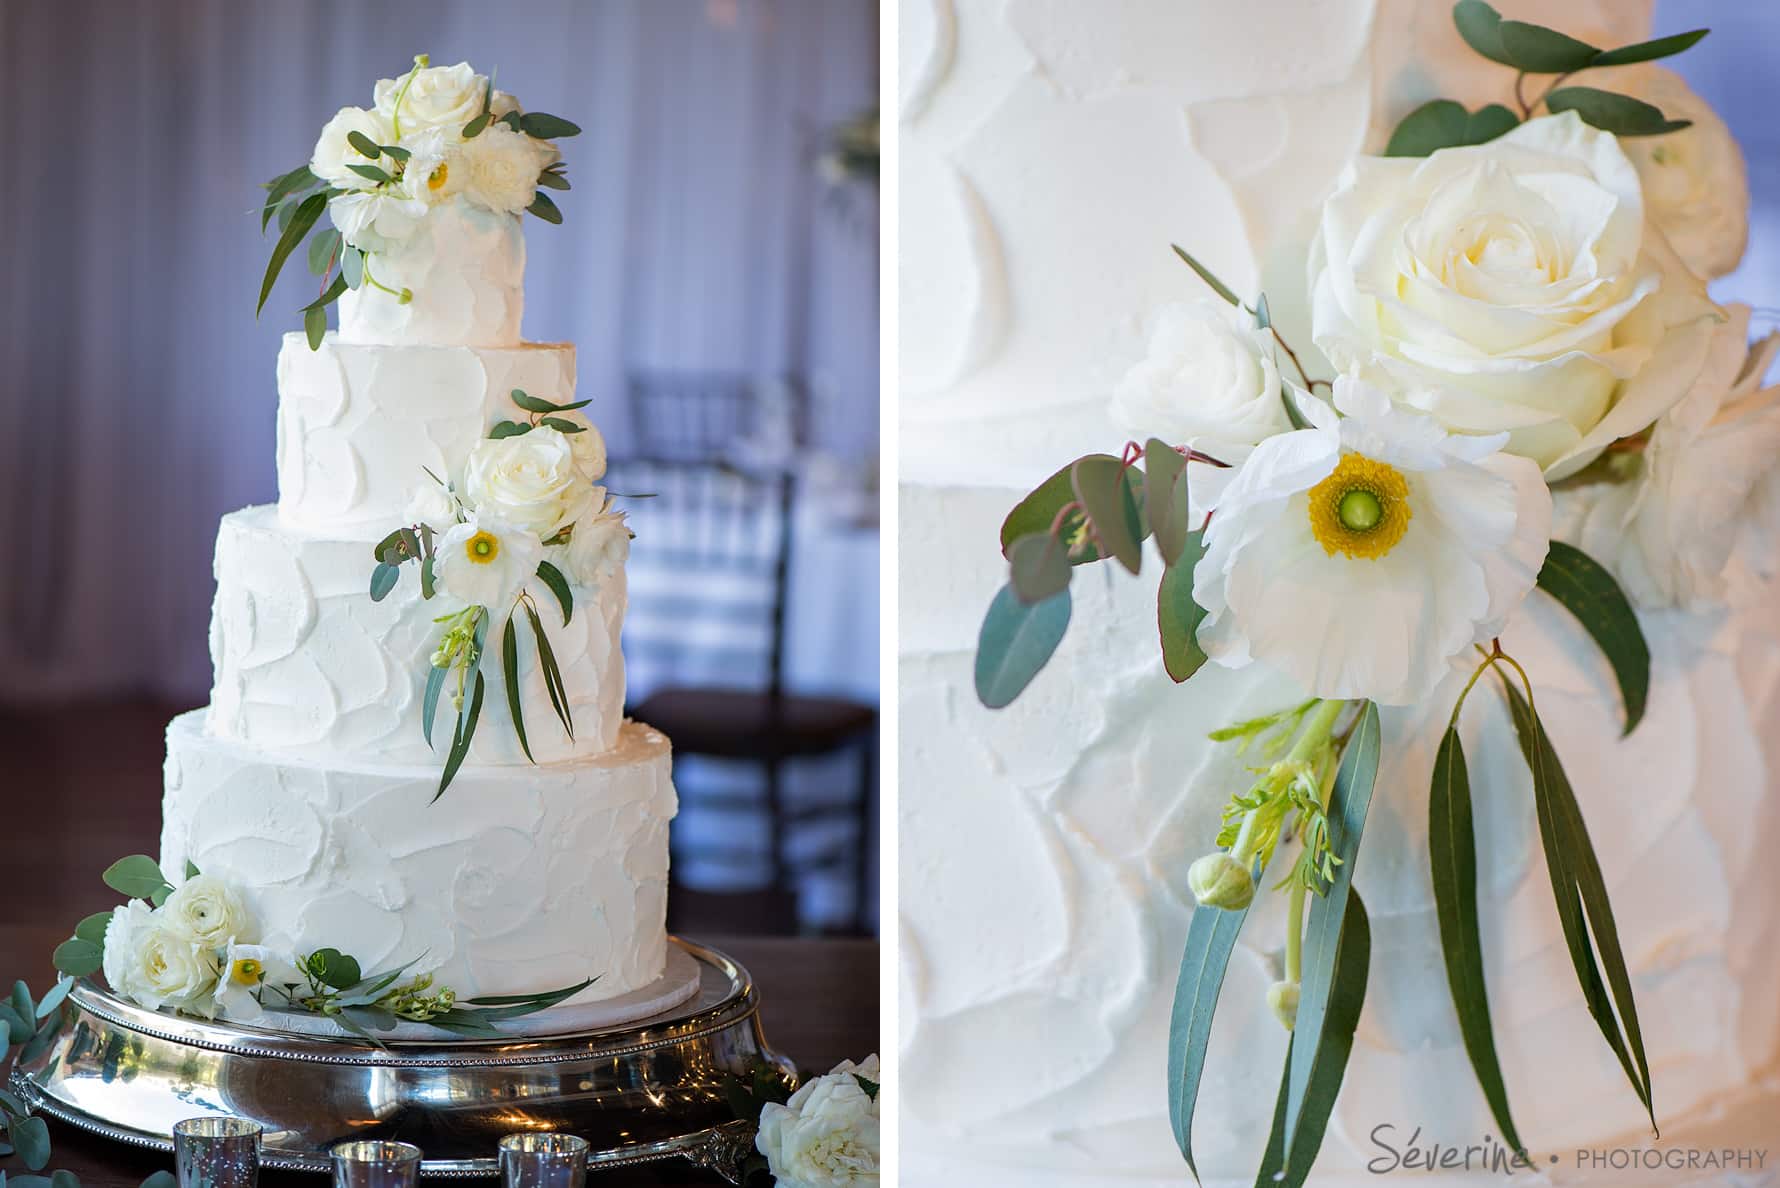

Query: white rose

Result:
[328,189,428,254]
[560,499,629,586]
[404,476,461,529]
[101,902,221,1015]
[1311,111,1719,479]
[1571,304,1780,608]
[530,408,607,481]
[310,106,393,190]
[462,426,594,540]
[374,60,486,133]
[213,942,304,1024]
[1112,300,1287,447]
[757,1055,880,1187]
[1617,67,1748,281]
[159,874,253,951]
[399,126,467,206]
[460,122,546,215]
[433,513,545,611]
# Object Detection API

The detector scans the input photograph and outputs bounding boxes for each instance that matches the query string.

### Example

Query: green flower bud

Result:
[1268,980,1300,1031]
[1188,852,1255,911]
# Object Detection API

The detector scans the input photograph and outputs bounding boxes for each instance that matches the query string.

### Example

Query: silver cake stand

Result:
[7,938,791,1181]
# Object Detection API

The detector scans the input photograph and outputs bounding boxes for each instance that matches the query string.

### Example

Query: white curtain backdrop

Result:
[0,0,878,702]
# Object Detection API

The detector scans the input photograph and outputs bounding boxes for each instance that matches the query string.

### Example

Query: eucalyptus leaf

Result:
[1429,727,1525,1158]
[502,613,535,764]
[519,112,582,139]
[1497,19,1599,72]
[500,111,523,132]
[306,227,342,277]
[103,855,170,899]
[488,420,532,439]
[1143,439,1189,566]
[1384,100,1519,157]
[1170,243,1241,307]
[73,912,110,946]
[1281,383,1314,431]
[535,169,571,191]
[1452,0,1513,66]
[1590,28,1708,68]
[1007,533,1071,606]
[974,584,1070,710]
[1254,291,1272,330]
[369,562,401,602]
[526,191,564,225]
[50,1170,79,1188]
[422,663,448,750]
[1158,532,1210,683]
[1001,458,1134,567]
[312,949,362,990]
[141,1174,178,1188]
[346,130,382,159]
[437,668,486,800]
[1071,455,1145,575]
[1252,1040,1293,1188]
[341,246,365,290]
[379,144,411,162]
[304,304,327,351]
[51,939,102,979]
[9,982,31,1026]
[1535,541,1648,734]
[345,163,392,184]
[535,560,574,625]
[537,416,585,434]
[1166,884,1255,1181]
[509,389,563,414]
[420,555,436,600]
[1284,702,1379,1171]
[301,272,349,314]
[185,860,200,879]
[261,165,320,233]
[1545,87,1690,137]
[10,1115,49,1171]
[257,191,327,317]
[462,113,491,138]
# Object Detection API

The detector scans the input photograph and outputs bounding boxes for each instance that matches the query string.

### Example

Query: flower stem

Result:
[1284,877,1307,982]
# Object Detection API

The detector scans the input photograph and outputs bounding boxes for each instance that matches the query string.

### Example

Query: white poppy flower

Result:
[310,106,393,191]
[433,513,545,611]
[159,874,254,951]
[1113,299,1288,448]
[757,1055,880,1187]
[212,942,304,1024]
[459,122,547,215]
[1192,377,1551,705]
[399,126,467,206]
[327,189,428,254]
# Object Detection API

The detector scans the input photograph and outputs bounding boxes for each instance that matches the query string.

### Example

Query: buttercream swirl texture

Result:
[162,712,674,1004]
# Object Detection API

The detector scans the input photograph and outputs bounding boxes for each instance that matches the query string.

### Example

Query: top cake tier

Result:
[337,198,525,347]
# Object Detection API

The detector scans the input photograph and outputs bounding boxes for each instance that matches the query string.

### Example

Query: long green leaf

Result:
[1535,541,1649,734]
[1590,28,1708,68]
[306,227,342,277]
[465,978,595,1021]
[1072,455,1144,574]
[260,165,319,233]
[974,584,1070,709]
[524,600,574,738]
[436,669,485,800]
[502,614,534,763]
[1502,681,1655,1131]
[1158,532,1209,683]
[1285,702,1379,1171]
[301,271,349,313]
[1166,895,1253,1182]
[421,664,448,750]
[526,191,563,224]
[1252,1039,1294,1187]
[257,191,327,317]
[519,112,582,139]
[1170,244,1241,307]
[1429,726,1525,1157]
[535,560,574,624]
[1270,894,1372,1186]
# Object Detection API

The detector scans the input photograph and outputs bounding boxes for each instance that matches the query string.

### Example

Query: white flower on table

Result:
[212,942,304,1024]
[1617,67,1748,281]
[101,901,221,1016]
[159,874,253,951]
[373,60,486,133]
[327,189,428,254]
[1570,304,1780,608]
[462,426,596,541]
[1191,377,1551,705]
[460,122,550,215]
[433,513,545,612]
[1310,111,1718,479]
[559,498,630,586]
[757,1055,880,1187]
[310,106,393,190]
[1112,299,1289,449]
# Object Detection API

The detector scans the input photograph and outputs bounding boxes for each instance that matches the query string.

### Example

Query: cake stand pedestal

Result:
[7,938,790,1181]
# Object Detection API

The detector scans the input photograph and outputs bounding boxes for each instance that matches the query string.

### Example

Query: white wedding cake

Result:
[154,60,676,1014]
[900,1,1780,1184]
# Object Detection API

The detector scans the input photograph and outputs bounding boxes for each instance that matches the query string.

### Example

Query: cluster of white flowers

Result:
[409,411,626,614]
[756,1055,881,1187]
[1116,100,1772,702]
[100,875,299,1022]
[310,59,560,253]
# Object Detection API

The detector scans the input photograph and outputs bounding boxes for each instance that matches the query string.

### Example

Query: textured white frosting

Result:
[161,711,674,1004]
[898,0,1780,1181]
[208,506,625,765]
[276,333,576,536]
[336,198,525,347]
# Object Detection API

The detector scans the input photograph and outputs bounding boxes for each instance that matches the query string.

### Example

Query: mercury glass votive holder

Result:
[331,1139,424,1188]
[497,1132,590,1188]
[173,1116,263,1188]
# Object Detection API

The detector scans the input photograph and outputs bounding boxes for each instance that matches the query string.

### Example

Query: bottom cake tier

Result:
[160,710,676,1005]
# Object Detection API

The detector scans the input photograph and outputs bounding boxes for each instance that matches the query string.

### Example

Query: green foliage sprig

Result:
[721,1061,796,1187]
[1386,1,1708,157]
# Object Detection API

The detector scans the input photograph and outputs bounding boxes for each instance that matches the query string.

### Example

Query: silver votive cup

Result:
[173,1116,262,1188]
[331,1139,424,1188]
[498,1132,590,1188]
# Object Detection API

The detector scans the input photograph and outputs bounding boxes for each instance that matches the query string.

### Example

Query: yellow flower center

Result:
[1307,454,1411,560]
[465,530,500,565]
[428,163,449,191]
[231,958,264,986]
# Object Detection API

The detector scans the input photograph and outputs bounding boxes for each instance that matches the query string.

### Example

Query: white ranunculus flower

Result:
[460,122,546,215]
[560,499,630,586]
[1617,67,1748,281]
[399,126,467,206]
[1191,377,1551,705]
[102,902,222,1015]
[405,475,461,530]
[328,189,428,254]
[374,60,486,133]
[757,1055,880,1187]
[310,106,393,191]
[462,426,595,540]
[433,513,545,611]
[159,874,253,951]
[1571,305,1780,608]
[1112,300,1288,448]
[1310,111,1719,479]
[490,90,523,119]
[212,942,304,1024]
